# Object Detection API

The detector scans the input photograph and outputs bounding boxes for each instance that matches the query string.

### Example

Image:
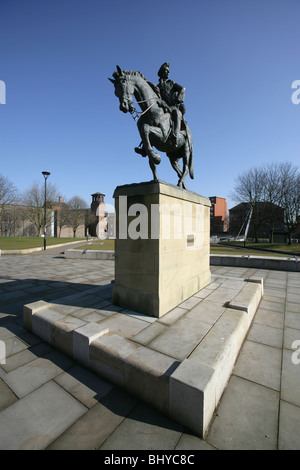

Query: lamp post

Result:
[42,171,50,250]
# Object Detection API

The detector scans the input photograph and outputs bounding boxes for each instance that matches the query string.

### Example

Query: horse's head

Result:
[109,66,135,114]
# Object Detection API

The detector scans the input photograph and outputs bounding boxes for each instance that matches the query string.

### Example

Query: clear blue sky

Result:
[1,0,299,210]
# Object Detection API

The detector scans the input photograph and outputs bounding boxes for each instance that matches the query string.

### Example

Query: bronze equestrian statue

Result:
[109,63,194,189]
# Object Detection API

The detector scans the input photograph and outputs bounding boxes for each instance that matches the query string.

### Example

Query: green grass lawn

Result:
[219,241,300,255]
[0,237,86,250]
[1,237,298,258]
[210,244,292,258]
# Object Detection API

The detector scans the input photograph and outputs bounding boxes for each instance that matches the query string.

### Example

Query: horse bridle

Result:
[128,98,157,121]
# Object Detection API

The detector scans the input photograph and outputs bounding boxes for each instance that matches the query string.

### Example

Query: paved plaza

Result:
[0,243,300,450]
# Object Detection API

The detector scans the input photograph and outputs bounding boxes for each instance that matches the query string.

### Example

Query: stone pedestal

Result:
[112,181,211,318]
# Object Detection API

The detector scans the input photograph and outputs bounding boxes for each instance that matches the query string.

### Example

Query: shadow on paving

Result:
[0,275,208,448]
[0,317,193,450]
[0,278,115,317]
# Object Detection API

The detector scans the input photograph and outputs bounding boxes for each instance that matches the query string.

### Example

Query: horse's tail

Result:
[189,148,194,179]
[186,125,194,179]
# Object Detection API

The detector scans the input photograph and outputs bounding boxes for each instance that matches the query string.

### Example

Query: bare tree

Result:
[0,174,18,235]
[279,162,300,244]
[22,181,59,236]
[261,163,283,243]
[230,167,266,242]
[231,161,300,244]
[56,206,70,237]
[67,196,88,237]
[0,205,26,236]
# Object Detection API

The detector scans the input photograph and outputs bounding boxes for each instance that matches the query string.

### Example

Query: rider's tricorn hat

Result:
[158,62,170,77]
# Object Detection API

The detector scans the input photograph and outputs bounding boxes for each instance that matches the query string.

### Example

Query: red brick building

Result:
[0,193,108,239]
[209,196,228,234]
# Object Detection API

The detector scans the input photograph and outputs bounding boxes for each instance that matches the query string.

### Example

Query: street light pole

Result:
[42,171,50,250]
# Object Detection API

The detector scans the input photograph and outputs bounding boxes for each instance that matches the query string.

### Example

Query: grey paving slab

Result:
[2,351,73,398]
[263,294,286,305]
[3,336,28,358]
[121,308,158,323]
[175,433,216,450]
[0,325,20,341]
[285,311,300,330]
[247,322,283,349]
[286,301,300,314]
[206,375,279,450]
[287,286,300,295]
[0,290,28,302]
[263,279,287,288]
[54,364,114,408]
[233,340,282,391]
[98,402,184,450]
[96,313,151,338]
[287,276,300,285]
[205,286,242,303]
[70,305,109,319]
[185,300,226,325]
[259,299,285,313]
[47,387,137,450]
[81,311,107,323]
[287,293,300,304]
[0,380,87,450]
[155,306,187,325]
[0,377,18,411]
[253,308,285,329]
[0,347,42,373]
[178,296,202,310]
[132,321,167,345]
[97,304,124,317]
[278,400,300,450]
[148,316,211,360]
[193,284,219,299]
[281,349,300,407]
[283,327,300,350]
[263,286,286,297]
[0,251,299,449]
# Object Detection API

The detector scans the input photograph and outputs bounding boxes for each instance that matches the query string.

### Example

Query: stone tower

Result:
[90,193,107,238]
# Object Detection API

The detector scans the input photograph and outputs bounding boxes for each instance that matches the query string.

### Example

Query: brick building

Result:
[0,192,109,239]
[209,196,228,234]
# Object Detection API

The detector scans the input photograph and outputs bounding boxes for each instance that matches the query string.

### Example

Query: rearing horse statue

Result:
[109,65,194,189]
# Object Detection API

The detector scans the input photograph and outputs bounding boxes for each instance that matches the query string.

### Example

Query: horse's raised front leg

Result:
[137,122,163,181]
[138,122,161,165]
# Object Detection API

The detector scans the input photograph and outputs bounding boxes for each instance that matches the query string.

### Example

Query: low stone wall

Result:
[64,250,299,272]
[65,249,114,260]
[210,254,300,272]
[1,247,43,255]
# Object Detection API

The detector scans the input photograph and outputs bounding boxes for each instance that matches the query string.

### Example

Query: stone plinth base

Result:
[23,274,263,437]
[112,181,211,317]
